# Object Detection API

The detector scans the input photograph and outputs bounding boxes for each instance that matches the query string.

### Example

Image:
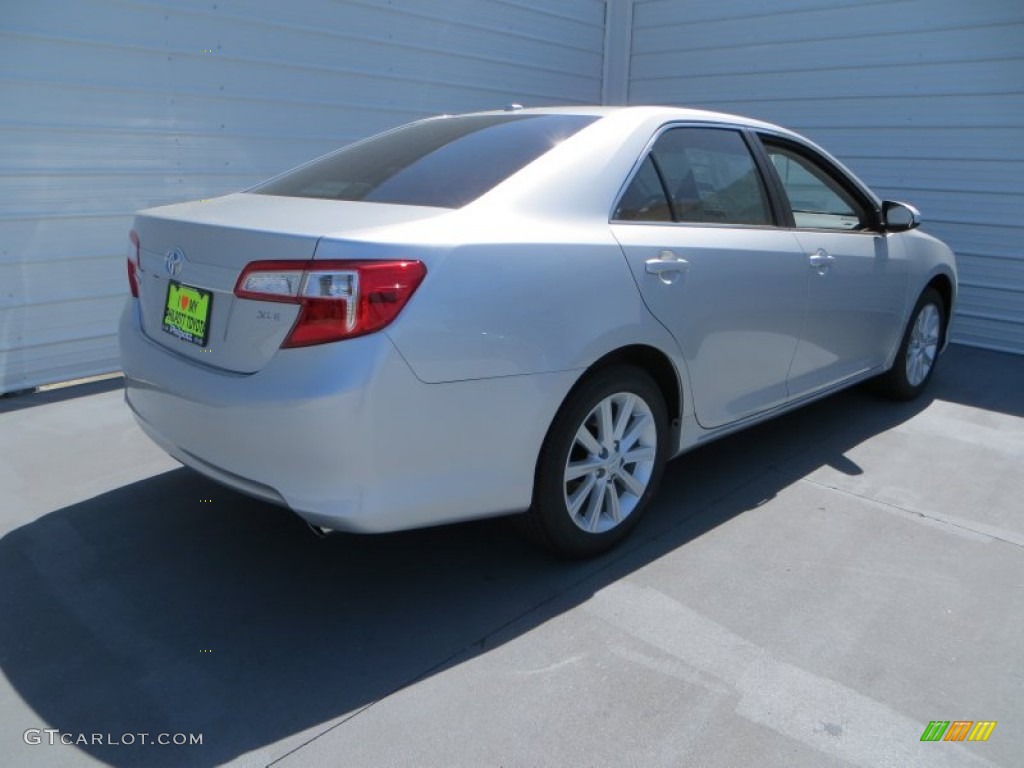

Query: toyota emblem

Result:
[165,248,185,278]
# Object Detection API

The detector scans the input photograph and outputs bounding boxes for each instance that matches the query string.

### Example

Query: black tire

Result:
[877,287,946,400]
[520,366,669,558]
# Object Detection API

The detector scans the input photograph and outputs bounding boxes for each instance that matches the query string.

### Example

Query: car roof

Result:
[441,104,791,135]
[433,104,880,216]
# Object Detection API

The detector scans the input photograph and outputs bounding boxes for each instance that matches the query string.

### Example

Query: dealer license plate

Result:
[162,281,212,347]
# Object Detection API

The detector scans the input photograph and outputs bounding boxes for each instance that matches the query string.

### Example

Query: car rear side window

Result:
[251,114,597,209]
[615,127,772,226]
[614,156,673,222]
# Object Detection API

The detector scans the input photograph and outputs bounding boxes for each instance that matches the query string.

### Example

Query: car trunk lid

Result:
[131,193,440,373]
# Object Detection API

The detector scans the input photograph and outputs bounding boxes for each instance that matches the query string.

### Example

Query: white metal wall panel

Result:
[630,0,1024,353]
[0,0,606,393]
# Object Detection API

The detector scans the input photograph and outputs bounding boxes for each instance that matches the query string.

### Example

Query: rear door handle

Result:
[645,250,689,283]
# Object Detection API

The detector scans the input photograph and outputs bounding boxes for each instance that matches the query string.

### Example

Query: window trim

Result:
[609,121,783,229]
[647,153,675,220]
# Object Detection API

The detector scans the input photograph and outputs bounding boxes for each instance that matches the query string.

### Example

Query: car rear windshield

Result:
[251,114,598,208]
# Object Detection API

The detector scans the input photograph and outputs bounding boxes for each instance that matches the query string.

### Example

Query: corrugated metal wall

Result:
[3,0,1022,394]
[629,0,1024,354]
[0,0,606,393]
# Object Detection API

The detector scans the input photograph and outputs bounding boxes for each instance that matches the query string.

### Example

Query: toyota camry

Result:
[119,106,957,557]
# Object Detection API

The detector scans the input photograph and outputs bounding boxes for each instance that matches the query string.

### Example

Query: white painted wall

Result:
[629,0,1024,353]
[0,0,606,393]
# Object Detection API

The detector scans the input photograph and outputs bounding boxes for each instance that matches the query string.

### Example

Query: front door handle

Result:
[645,250,689,284]
[808,249,835,272]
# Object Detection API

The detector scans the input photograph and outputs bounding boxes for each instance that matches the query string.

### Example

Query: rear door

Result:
[611,126,807,429]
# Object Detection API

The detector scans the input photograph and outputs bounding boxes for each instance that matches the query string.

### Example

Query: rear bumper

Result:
[118,301,577,532]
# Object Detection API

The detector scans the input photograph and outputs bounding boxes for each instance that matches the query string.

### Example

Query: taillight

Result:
[234,259,426,347]
[127,229,141,297]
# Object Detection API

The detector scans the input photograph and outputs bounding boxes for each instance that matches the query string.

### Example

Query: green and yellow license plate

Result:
[162,281,212,347]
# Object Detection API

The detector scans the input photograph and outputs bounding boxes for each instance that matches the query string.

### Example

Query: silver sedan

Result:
[119,106,957,557]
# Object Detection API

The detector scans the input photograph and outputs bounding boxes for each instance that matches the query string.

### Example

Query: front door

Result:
[760,139,908,397]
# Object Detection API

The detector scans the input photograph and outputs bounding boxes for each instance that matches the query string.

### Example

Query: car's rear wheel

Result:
[877,287,945,400]
[521,366,669,558]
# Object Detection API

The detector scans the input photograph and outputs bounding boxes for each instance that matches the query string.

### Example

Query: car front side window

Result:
[762,141,872,231]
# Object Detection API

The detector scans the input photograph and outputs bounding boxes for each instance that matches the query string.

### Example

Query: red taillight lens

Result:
[127,229,141,297]
[234,259,426,347]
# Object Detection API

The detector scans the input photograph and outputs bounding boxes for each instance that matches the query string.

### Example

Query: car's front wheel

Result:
[877,287,946,400]
[521,366,669,558]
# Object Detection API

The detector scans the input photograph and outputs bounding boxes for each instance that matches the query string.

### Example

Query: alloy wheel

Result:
[906,303,941,387]
[563,392,657,533]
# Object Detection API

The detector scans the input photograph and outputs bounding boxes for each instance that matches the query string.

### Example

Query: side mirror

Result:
[882,200,921,232]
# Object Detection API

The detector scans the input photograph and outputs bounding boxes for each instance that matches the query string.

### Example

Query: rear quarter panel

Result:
[381,221,678,384]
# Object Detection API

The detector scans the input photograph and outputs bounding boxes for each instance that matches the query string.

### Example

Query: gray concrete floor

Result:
[1,344,1021,768]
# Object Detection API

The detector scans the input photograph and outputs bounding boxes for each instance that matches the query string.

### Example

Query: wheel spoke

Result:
[924,308,940,342]
[619,412,650,452]
[916,353,927,384]
[617,467,647,497]
[567,473,597,517]
[574,424,602,456]
[565,458,603,483]
[586,477,607,531]
[606,481,622,524]
[621,445,655,464]
[597,398,614,447]
[612,394,635,441]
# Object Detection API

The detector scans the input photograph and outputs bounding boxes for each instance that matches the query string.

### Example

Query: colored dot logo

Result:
[200,499,213,503]
[199,649,213,653]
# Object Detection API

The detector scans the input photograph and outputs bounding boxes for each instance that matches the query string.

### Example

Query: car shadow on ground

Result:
[0,346,1012,767]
